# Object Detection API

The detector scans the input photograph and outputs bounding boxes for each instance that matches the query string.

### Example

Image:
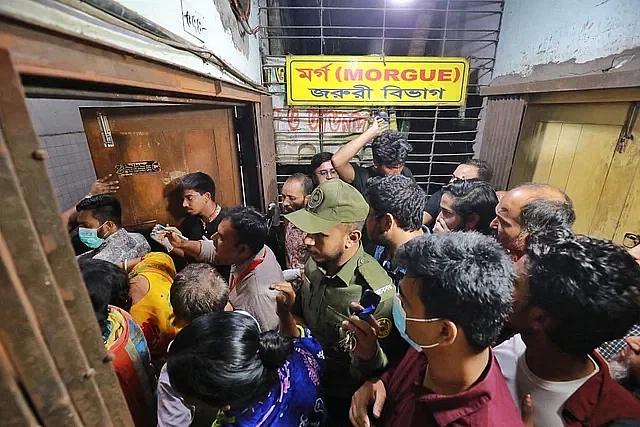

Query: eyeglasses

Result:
[316,169,337,178]
[623,233,640,249]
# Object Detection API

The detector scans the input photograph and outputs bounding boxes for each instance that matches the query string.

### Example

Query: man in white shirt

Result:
[162,207,283,331]
[494,228,640,426]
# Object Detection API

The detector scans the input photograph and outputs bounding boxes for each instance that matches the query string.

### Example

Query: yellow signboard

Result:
[286,55,470,106]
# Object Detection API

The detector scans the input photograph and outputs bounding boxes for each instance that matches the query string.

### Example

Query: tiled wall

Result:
[26,99,98,210]
[40,132,97,210]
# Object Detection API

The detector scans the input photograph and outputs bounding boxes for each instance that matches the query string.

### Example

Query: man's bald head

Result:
[491,183,575,257]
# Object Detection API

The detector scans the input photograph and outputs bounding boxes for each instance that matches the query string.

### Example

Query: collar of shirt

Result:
[562,350,640,425]
[414,349,502,425]
[231,245,267,275]
[374,225,430,278]
[315,244,365,287]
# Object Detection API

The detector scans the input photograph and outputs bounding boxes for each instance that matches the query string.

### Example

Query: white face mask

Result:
[392,294,442,351]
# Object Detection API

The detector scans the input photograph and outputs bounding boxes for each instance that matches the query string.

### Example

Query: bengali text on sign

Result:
[286,56,470,106]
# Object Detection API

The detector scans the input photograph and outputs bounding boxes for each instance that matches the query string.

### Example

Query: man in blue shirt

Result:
[363,175,429,288]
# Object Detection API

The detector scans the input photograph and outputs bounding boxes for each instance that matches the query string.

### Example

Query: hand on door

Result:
[90,174,120,196]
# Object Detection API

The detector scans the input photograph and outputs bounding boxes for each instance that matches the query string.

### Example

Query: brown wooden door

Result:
[509,102,640,243]
[81,106,242,228]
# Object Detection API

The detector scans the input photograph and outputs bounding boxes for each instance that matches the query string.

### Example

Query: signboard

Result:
[115,161,161,176]
[181,0,208,42]
[286,56,469,106]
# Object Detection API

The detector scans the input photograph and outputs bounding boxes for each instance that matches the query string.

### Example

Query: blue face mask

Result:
[392,294,442,352]
[79,223,106,249]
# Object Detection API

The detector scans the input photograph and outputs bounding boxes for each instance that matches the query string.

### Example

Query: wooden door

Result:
[81,106,242,228]
[509,102,640,243]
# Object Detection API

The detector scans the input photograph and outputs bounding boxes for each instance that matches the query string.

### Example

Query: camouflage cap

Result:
[285,179,369,234]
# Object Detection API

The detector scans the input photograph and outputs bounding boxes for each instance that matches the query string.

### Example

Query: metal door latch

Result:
[97,111,114,148]
[616,102,638,153]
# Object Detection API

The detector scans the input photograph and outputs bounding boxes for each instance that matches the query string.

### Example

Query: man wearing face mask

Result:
[350,233,523,427]
[76,195,150,264]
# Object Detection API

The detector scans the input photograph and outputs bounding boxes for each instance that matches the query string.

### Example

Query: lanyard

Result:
[229,249,267,293]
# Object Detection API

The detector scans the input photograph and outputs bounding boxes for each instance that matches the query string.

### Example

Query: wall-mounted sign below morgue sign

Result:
[286,56,470,106]
[115,161,161,176]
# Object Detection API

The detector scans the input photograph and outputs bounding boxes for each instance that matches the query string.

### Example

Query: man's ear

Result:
[528,307,551,333]
[383,213,394,233]
[439,320,458,347]
[464,213,480,231]
[303,194,311,206]
[346,228,362,248]
[238,243,252,259]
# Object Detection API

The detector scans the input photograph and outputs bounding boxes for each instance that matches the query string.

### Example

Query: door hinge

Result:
[616,102,638,153]
[97,111,114,148]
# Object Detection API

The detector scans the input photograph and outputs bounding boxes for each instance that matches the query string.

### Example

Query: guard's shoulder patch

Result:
[377,317,392,339]
[356,253,393,290]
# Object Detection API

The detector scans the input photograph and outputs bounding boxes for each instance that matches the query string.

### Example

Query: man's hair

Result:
[365,175,426,232]
[286,173,314,196]
[516,183,576,233]
[524,229,640,355]
[371,130,413,166]
[76,195,122,227]
[177,172,216,199]
[79,259,131,332]
[441,180,498,234]
[171,264,229,324]
[463,158,493,182]
[220,206,267,255]
[395,233,515,351]
[310,152,333,172]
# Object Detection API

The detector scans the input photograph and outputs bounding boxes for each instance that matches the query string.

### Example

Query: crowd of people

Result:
[69,118,640,427]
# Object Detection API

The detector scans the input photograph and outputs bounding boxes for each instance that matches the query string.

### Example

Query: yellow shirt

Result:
[129,252,178,363]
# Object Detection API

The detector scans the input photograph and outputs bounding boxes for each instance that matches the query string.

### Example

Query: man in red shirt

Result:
[350,232,523,427]
[494,228,640,427]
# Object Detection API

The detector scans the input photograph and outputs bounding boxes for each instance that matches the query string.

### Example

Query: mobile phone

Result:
[355,289,382,320]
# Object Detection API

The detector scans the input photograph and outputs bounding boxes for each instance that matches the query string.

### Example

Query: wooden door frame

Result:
[0,17,278,211]
[483,88,640,190]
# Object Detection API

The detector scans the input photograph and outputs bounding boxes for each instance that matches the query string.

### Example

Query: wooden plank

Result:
[529,88,640,104]
[481,69,640,97]
[0,20,228,99]
[508,106,541,189]
[547,123,582,191]
[530,122,562,184]
[257,95,278,207]
[590,133,640,241]
[611,115,640,243]
[0,341,40,427]
[0,175,82,425]
[212,108,243,207]
[564,124,620,234]
[0,48,132,427]
[524,102,630,126]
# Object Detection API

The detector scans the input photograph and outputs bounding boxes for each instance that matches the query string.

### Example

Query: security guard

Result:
[285,179,396,424]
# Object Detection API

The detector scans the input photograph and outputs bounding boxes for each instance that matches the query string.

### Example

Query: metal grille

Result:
[258,0,503,195]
